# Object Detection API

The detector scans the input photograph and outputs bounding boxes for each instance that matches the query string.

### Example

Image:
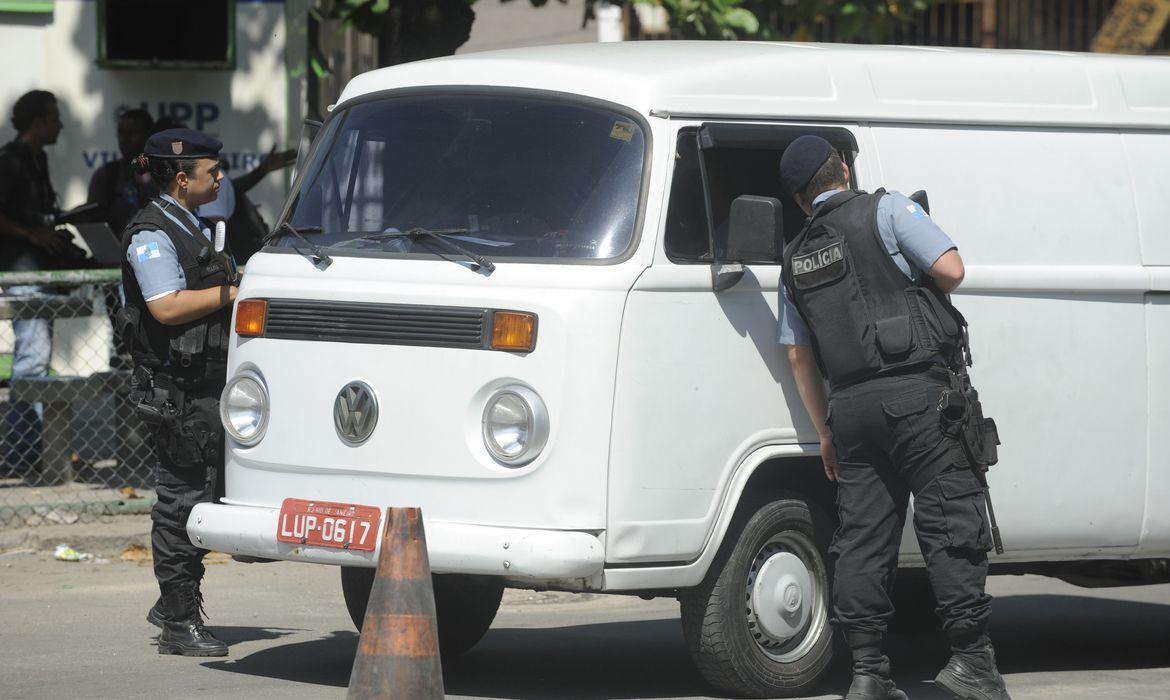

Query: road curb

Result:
[0,497,154,530]
[0,511,152,557]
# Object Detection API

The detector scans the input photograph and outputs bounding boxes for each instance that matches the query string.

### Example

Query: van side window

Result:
[665,127,843,264]
[663,131,710,261]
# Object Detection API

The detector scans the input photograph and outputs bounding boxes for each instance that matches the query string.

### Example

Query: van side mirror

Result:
[909,189,930,216]
[713,195,784,292]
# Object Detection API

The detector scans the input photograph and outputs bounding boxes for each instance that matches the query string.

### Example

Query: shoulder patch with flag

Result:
[136,242,161,262]
[906,203,927,219]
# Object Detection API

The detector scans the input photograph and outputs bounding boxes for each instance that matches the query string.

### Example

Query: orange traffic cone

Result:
[347,507,444,700]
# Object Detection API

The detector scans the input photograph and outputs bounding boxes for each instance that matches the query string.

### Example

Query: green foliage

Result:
[331,0,399,36]
[769,0,947,42]
[328,0,562,66]
[635,0,953,42]
[329,0,955,68]
[330,0,558,35]
[326,0,480,66]
[642,0,760,39]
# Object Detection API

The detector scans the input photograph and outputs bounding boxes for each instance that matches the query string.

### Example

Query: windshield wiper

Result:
[364,228,495,274]
[263,222,332,269]
[261,222,321,244]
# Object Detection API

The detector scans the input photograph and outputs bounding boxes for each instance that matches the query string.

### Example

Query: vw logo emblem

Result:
[334,382,378,445]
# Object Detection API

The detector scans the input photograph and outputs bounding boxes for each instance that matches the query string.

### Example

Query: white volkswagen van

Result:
[189,42,1170,697]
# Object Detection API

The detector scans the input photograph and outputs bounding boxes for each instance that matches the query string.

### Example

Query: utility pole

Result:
[980,0,997,49]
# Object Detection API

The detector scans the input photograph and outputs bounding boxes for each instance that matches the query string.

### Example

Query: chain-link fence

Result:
[1,269,155,528]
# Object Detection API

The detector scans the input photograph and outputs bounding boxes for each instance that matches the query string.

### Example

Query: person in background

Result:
[87,108,159,235]
[87,109,159,366]
[0,90,74,477]
[119,128,238,657]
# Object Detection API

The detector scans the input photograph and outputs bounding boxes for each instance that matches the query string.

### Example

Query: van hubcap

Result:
[745,533,826,661]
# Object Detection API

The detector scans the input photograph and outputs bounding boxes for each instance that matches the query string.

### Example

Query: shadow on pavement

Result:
[196,593,1170,699]
[201,630,359,686]
[885,593,1170,697]
[209,625,308,646]
[149,625,305,655]
[980,594,1170,673]
[443,618,724,699]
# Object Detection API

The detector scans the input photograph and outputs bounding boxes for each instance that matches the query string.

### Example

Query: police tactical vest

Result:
[119,199,233,385]
[781,189,964,389]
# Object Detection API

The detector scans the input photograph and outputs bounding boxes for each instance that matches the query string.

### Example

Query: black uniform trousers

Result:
[827,368,993,648]
[150,386,226,591]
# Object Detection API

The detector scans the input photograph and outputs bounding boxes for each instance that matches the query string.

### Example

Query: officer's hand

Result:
[819,434,838,481]
[29,227,71,255]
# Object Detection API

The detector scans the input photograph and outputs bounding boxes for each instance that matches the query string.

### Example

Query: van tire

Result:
[680,496,835,698]
[340,567,505,658]
[431,574,506,657]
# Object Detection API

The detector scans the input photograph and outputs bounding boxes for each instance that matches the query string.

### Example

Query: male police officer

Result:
[119,128,237,657]
[777,135,1008,700]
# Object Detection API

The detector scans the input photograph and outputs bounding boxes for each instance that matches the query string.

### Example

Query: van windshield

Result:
[278,94,647,262]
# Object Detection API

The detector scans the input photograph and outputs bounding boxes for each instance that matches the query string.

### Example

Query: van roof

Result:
[337,41,1170,129]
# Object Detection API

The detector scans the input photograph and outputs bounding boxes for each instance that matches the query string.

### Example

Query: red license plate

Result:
[277,498,383,551]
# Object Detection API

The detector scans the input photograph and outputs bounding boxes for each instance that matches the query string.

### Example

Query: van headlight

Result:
[482,385,549,466]
[220,371,269,446]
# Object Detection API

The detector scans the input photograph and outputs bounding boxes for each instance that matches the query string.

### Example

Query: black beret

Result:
[144,128,222,159]
[779,135,834,196]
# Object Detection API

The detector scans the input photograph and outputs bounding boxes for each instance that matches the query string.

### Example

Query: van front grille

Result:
[263,299,489,349]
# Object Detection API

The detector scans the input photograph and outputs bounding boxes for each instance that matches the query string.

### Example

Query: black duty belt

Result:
[832,362,952,391]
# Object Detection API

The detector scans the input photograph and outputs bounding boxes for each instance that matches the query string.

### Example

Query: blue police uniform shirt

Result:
[126,193,213,301]
[777,190,956,347]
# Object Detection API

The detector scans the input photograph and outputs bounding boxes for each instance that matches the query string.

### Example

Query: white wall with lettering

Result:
[0,0,295,229]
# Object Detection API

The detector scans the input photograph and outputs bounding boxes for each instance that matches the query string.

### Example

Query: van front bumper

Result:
[187,502,605,581]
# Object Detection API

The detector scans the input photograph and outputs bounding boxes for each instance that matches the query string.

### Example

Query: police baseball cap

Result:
[779,135,835,196]
[144,128,222,159]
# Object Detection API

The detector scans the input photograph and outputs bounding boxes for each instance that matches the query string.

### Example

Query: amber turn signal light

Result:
[491,311,536,352]
[235,299,268,337]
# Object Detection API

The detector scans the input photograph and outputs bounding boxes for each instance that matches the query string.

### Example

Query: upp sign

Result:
[117,101,221,130]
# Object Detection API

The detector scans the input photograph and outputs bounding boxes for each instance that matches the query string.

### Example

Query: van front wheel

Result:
[680,497,835,698]
[340,567,505,658]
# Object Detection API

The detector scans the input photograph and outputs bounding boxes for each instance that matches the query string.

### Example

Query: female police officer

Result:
[119,128,238,657]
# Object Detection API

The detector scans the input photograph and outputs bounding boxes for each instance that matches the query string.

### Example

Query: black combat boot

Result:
[845,632,908,700]
[147,580,203,628]
[156,584,228,657]
[935,637,1010,700]
[847,674,909,700]
[146,595,166,628]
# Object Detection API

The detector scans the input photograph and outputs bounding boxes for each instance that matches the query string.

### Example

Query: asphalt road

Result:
[1,551,1169,699]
